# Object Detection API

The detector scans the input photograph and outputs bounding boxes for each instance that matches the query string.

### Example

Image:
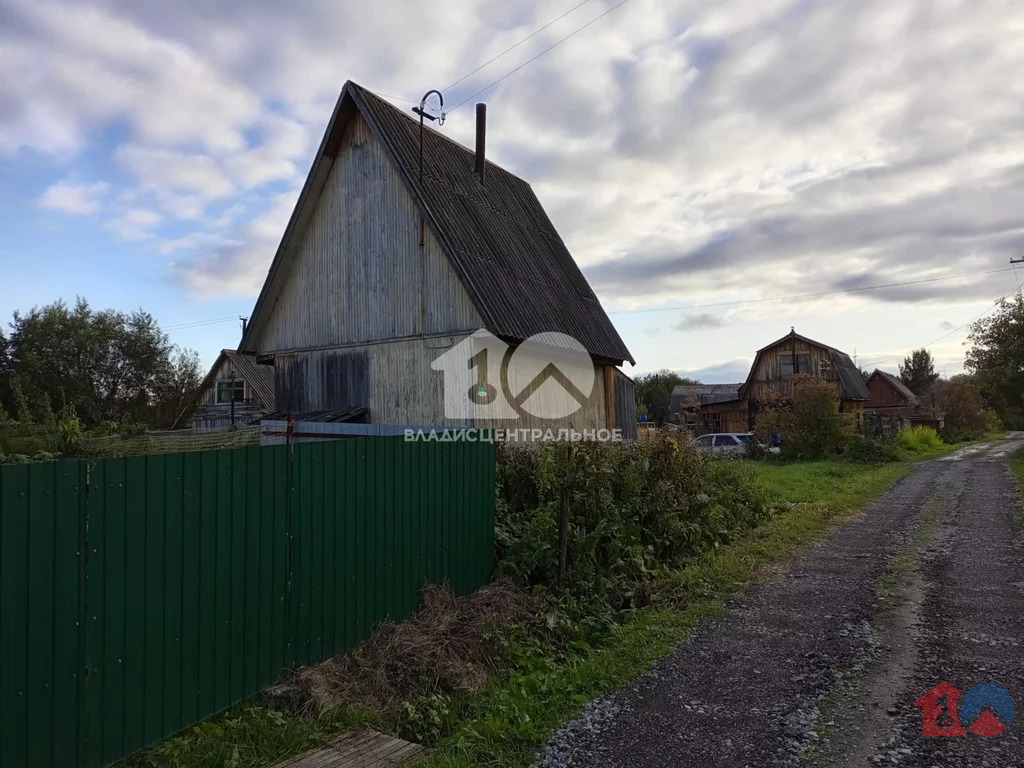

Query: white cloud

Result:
[4,0,1024,377]
[106,208,163,240]
[38,180,109,214]
[115,146,236,201]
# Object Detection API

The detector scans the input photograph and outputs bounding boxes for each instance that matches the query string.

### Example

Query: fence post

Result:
[557,443,573,592]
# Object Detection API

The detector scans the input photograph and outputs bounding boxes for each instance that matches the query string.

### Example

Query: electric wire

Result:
[605,267,1016,316]
[447,0,635,113]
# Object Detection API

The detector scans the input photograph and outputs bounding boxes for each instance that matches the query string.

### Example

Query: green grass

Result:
[118,705,378,768]
[410,458,914,768]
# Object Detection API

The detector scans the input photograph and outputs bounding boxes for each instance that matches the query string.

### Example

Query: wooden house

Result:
[864,369,944,433]
[683,330,870,434]
[236,82,636,437]
[173,349,276,430]
[671,384,745,432]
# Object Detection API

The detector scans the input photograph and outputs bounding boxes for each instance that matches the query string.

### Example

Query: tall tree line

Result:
[0,298,202,430]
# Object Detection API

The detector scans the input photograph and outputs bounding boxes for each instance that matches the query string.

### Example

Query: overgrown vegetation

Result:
[754,374,853,459]
[119,436,930,768]
[634,369,698,425]
[967,294,1024,429]
[0,298,202,451]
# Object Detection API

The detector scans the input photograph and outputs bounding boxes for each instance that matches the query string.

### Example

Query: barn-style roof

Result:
[171,349,276,428]
[239,81,633,365]
[745,330,870,401]
[869,369,919,405]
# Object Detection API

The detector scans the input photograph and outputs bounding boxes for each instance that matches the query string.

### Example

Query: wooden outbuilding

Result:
[864,369,944,433]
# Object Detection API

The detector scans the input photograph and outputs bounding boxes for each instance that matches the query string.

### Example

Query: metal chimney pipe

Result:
[475,103,487,184]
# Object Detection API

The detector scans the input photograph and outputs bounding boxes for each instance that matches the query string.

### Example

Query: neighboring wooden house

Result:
[236,82,636,437]
[174,349,276,430]
[864,369,944,433]
[671,384,745,432]
[683,329,870,434]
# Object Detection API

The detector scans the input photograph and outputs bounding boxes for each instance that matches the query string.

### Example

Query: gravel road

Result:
[536,436,1024,768]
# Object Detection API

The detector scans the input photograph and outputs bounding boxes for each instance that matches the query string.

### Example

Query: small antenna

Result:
[412,89,445,184]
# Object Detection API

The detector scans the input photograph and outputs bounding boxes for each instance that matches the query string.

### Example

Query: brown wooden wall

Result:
[866,375,909,408]
[698,400,749,434]
[745,338,842,402]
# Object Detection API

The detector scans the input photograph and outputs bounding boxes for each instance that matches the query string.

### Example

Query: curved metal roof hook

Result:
[412,89,446,185]
[412,89,445,123]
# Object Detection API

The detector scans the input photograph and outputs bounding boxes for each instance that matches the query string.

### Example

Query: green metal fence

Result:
[0,437,496,768]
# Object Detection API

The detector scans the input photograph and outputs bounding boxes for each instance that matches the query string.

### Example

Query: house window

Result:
[216,379,245,404]
[779,353,811,379]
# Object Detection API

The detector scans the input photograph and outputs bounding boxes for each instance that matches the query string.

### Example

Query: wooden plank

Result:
[268,731,425,768]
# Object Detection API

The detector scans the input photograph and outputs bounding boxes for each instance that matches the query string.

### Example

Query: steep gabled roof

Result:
[171,349,276,428]
[743,330,870,401]
[869,369,919,405]
[239,81,633,364]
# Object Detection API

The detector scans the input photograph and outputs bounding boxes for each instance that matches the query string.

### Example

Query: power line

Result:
[162,316,239,331]
[859,269,1024,369]
[605,267,1016,316]
[859,295,1009,369]
[443,0,598,94]
[448,0,636,113]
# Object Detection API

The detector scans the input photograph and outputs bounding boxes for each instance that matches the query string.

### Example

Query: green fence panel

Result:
[0,436,495,768]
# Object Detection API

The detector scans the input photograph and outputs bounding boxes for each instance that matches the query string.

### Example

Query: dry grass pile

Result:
[288,580,544,715]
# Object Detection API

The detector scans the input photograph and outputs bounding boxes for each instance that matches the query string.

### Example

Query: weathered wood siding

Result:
[866,375,909,408]
[253,113,482,354]
[745,338,842,402]
[698,401,750,434]
[613,369,638,440]
[192,356,269,429]
[271,336,461,426]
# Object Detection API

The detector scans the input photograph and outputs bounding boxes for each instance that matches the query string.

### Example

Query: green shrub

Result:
[897,426,944,455]
[495,436,768,624]
[845,434,901,464]
[754,375,854,460]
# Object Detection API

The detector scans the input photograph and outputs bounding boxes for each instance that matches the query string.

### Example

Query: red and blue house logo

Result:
[915,681,1014,736]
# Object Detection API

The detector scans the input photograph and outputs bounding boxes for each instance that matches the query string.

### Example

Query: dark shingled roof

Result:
[240,81,633,365]
[827,348,870,400]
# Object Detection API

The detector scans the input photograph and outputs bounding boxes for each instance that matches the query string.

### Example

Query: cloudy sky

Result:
[2,0,1022,382]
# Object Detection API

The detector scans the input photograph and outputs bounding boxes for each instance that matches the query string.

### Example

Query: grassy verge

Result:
[411,460,912,768]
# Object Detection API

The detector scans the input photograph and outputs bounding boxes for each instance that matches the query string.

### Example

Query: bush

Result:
[897,426,944,455]
[845,434,901,463]
[938,376,988,443]
[494,436,768,621]
[754,375,854,460]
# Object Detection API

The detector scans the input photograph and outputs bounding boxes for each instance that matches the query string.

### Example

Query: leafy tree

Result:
[937,375,988,442]
[754,374,852,459]
[147,348,204,428]
[966,294,1024,428]
[7,297,202,429]
[9,375,32,425]
[634,369,699,424]
[898,348,940,395]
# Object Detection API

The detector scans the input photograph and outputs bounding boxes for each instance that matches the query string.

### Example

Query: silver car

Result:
[695,432,755,454]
